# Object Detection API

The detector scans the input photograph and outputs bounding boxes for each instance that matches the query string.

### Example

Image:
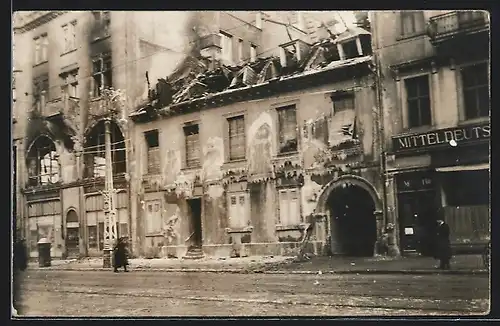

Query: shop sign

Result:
[396,172,434,192]
[392,122,490,153]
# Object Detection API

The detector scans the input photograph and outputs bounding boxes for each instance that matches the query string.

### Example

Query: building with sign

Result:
[130,15,386,258]
[370,10,490,255]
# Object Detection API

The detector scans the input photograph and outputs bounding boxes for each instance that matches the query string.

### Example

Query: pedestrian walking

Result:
[434,219,452,270]
[113,237,129,273]
[13,236,28,315]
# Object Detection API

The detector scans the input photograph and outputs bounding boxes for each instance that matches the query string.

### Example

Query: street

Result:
[16,270,489,317]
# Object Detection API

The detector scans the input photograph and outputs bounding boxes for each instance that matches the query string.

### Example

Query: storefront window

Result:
[442,170,489,206]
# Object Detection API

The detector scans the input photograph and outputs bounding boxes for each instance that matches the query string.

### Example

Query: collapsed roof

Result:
[131,27,372,122]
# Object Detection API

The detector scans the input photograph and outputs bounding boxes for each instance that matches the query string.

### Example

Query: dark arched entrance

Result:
[66,209,80,258]
[327,183,377,256]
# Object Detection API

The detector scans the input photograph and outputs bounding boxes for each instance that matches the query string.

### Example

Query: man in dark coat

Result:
[113,237,129,273]
[435,219,452,269]
[13,237,28,315]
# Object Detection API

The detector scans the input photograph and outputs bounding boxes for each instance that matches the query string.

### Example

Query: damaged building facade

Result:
[130,19,387,258]
[371,11,490,255]
[12,10,328,258]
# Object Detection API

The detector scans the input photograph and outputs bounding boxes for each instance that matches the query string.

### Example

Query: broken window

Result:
[27,200,60,253]
[33,33,49,65]
[184,124,200,168]
[461,63,489,120]
[145,129,160,174]
[92,11,111,40]
[26,136,59,187]
[400,11,425,36]
[60,69,79,98]
[405,75,431,128]
[33,74,49,111]
[228,115,246,160]
[145,199,162,235]
[329,93,357,147]
[277,105,298,154]
[342,40,360,58]
[84,120,126,178]
[278,188,301,225]
[219,31,233,64]
[228,192,249,228]
[62,20,77,53]
[92,54,112,97]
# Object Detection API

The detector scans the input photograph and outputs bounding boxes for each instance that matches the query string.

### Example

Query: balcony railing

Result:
[428,11,489,44]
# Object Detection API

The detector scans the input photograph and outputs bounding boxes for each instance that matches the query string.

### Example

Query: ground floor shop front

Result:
[22,179,131,259]
[135,166,386,259]
[388,122,490,256]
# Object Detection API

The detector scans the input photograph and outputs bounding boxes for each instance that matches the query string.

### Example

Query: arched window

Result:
[84,120,126,178]
[26,136,59,187]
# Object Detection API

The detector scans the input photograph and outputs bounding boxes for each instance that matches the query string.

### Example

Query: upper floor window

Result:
[184,124,200,168]
[92,11,111,40]
[83,120,126,178]
[250,44,257,62]
[62,21,77,53]
[228,115,246,161]
[26,136,59,187]
[33,74,49,110]
[461,63,489,120]
[219,31,233,63]
[277,105,298,154]
[34,34,49,65]
[145,129,160,174]
[329,93,357,147]
[278,188,302,225]
[92,54,112,97]
[400,11,425,36]
[60,69,79,98]
[405,75,431,128]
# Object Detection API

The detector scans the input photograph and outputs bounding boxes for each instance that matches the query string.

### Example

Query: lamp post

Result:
[97,87,126,268]
[102,118,118,268]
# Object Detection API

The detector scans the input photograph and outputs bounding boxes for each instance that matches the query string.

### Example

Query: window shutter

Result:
[279,190,288,225]
[290,189,299,224]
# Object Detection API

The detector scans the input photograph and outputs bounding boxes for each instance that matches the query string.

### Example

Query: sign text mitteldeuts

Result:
[392,122,490,152]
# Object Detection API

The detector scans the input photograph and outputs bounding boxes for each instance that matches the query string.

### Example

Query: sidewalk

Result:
[28,254,487,275]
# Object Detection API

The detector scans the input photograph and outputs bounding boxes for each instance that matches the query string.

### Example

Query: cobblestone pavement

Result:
[15,270,489,317]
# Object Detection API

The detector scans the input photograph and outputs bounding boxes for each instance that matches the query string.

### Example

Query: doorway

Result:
[66,209,80,258]
[187,198,202,249]
[398,191,437,256]
[328,183,377,256]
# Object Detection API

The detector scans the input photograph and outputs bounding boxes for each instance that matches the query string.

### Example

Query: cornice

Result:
[13,11,67,34]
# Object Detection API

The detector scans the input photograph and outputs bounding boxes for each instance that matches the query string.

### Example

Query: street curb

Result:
[27,266,488,275]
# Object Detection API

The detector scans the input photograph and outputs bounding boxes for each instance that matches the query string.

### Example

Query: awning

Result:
[435,163,490,172]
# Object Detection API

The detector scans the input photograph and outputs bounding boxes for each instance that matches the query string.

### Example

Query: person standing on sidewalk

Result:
[113,237,129,273]
[13,236,28,315]
[434,219,452,270]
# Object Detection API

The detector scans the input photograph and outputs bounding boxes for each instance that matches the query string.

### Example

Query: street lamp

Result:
[96,87,126,268]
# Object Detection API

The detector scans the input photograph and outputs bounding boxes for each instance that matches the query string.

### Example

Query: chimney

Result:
[256,12,262,29]
[199,33,222,71]
[279,47,287,67]
[297,12,305,31]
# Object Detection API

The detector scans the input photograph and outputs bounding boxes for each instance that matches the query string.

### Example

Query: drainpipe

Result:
[371,16,400,257]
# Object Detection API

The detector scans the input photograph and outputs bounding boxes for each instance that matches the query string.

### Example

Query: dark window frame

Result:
[184,124,201,168]
[277,105,298,154]
[227,115,246,161]
[145,129,160,174]
[405,75,432,128]
[461,63,489,120]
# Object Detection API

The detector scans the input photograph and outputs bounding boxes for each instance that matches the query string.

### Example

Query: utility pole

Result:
[102,118,118,268]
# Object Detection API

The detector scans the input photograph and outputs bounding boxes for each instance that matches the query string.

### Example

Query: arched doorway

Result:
[66,209,80,258]
[316,175,382,257]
